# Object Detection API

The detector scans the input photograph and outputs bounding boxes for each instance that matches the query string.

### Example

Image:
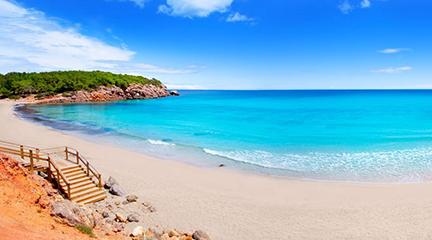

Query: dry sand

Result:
[2,100,432,239]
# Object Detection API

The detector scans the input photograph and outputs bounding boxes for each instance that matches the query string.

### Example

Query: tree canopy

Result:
[0,71,162,98]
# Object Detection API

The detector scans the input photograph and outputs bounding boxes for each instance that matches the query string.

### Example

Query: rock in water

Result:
[192,230,210,240]
[170,90,180,96]
[126,194,138,202]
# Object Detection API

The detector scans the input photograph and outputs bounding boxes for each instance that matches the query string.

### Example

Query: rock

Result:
[126,194,138,202]
[114,200,121,205]
[169,229,180,237]
[104,176,118,189]
[102,211,110,218]
[192,230,210,240]
[131,226,145,237]
[127,213,140,222]
[51,200,96,227]
[115,213,127,223]
[218,164,225,168]
[161,233,171,240]
[109,183,125,196]
[112,222,124,233]
[148,206,157,213]
[170,90,180,96]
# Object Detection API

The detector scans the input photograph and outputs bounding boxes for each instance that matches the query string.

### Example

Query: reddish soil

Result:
[0,153,120,240]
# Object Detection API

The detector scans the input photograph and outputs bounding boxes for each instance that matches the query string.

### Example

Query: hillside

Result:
[0,71,165,99]
[0,153,122,240]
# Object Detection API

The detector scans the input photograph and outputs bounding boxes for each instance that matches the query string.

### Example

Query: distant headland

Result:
[0,70,178,104]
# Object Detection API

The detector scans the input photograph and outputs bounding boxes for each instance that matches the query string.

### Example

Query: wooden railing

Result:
[65,147,103,188]
[0,140,72,199]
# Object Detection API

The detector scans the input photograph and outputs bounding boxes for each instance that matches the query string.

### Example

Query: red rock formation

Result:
[27,83,170,105]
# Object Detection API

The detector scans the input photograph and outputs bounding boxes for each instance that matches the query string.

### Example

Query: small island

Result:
[0,71,174,104]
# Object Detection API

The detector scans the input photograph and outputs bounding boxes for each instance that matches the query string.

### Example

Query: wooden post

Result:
[98,174,102,188]
[47,159,52,182]
[86,161,90,176]
[29,150,34,172]
[56,169,60,189]
[20,145,24,159]
[76,151,79,164]
[65,147,69,161]
[67,184,71,199]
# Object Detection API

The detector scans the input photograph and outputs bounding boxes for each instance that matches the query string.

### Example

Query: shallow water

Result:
[19,90,432,182]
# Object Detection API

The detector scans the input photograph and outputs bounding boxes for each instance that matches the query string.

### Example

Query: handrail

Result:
[0,141,72,199]
[65,147,102,188]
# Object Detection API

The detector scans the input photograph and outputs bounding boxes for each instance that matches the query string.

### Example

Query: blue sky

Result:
[0,0,431,89]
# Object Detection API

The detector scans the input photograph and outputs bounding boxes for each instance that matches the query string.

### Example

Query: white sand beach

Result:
[3,100,432,240]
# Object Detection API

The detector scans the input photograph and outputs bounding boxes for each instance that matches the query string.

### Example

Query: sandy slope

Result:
[2,100,432,240]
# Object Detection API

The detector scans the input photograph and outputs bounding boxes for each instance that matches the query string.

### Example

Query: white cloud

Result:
[360,0,371,8]
[338,0,354,14]
[0,0,198,76]
[129,0,147,8]
[158,0,233,17]
[378,48,410,54]
[372,66,413,74]
[339,0,373,14]
[226,12,254,23]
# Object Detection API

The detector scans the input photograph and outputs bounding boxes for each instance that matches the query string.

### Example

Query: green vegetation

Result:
[0,71,162,99]
[75,224,96,238]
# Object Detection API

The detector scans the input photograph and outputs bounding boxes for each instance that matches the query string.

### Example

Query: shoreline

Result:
[3,99,432,239]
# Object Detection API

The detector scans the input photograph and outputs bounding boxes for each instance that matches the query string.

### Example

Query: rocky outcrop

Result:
[170,90,180,96]
[104,176,126,196]
[29,83,170,104]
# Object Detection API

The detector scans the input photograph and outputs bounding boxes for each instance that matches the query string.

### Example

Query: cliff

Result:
[27,83,170,104]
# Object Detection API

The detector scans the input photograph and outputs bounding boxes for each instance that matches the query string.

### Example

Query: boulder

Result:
[126,194,138,202]
[131,226,145,237]
[170,90,180,96]
[192,230,210,240]
[127,213,140,222]
[115,213,127,223]
[51,200,96,227]
[109,183,125,196]
[102,211,110,218]
[104,176,118,189]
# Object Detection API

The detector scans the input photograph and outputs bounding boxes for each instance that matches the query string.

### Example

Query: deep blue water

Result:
[20,90,432,182]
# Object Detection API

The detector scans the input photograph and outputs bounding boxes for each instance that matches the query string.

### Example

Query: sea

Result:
[17,90,432,182]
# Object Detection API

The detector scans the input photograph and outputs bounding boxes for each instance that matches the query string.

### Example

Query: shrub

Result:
[75,224,96,238]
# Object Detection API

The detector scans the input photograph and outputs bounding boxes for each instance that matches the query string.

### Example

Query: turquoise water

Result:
[20,90,432,182]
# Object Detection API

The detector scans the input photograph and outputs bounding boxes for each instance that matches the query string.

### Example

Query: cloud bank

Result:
[373,66,413,74]
[0,0,195,76]
[158,0,234,18]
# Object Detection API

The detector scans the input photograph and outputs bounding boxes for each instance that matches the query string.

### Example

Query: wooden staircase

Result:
[0,140,106,205]
[53,165,106,204]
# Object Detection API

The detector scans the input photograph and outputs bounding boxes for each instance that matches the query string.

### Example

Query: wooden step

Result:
[61,165,81,171]
[60,178,93,188]
[62,166,83,174]
[66,173,89,182]
[71,187,103,200]
[62,180,95,190]
[73,190,106,204]
[64,170,87,178]
[70,183,96,194]
[77,193,107,205]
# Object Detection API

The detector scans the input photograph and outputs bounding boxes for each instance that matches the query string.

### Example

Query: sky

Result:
[0,0,431,89]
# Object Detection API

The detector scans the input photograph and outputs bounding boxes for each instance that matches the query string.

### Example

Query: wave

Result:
[147,139,175,146]
[203,147,432,181]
